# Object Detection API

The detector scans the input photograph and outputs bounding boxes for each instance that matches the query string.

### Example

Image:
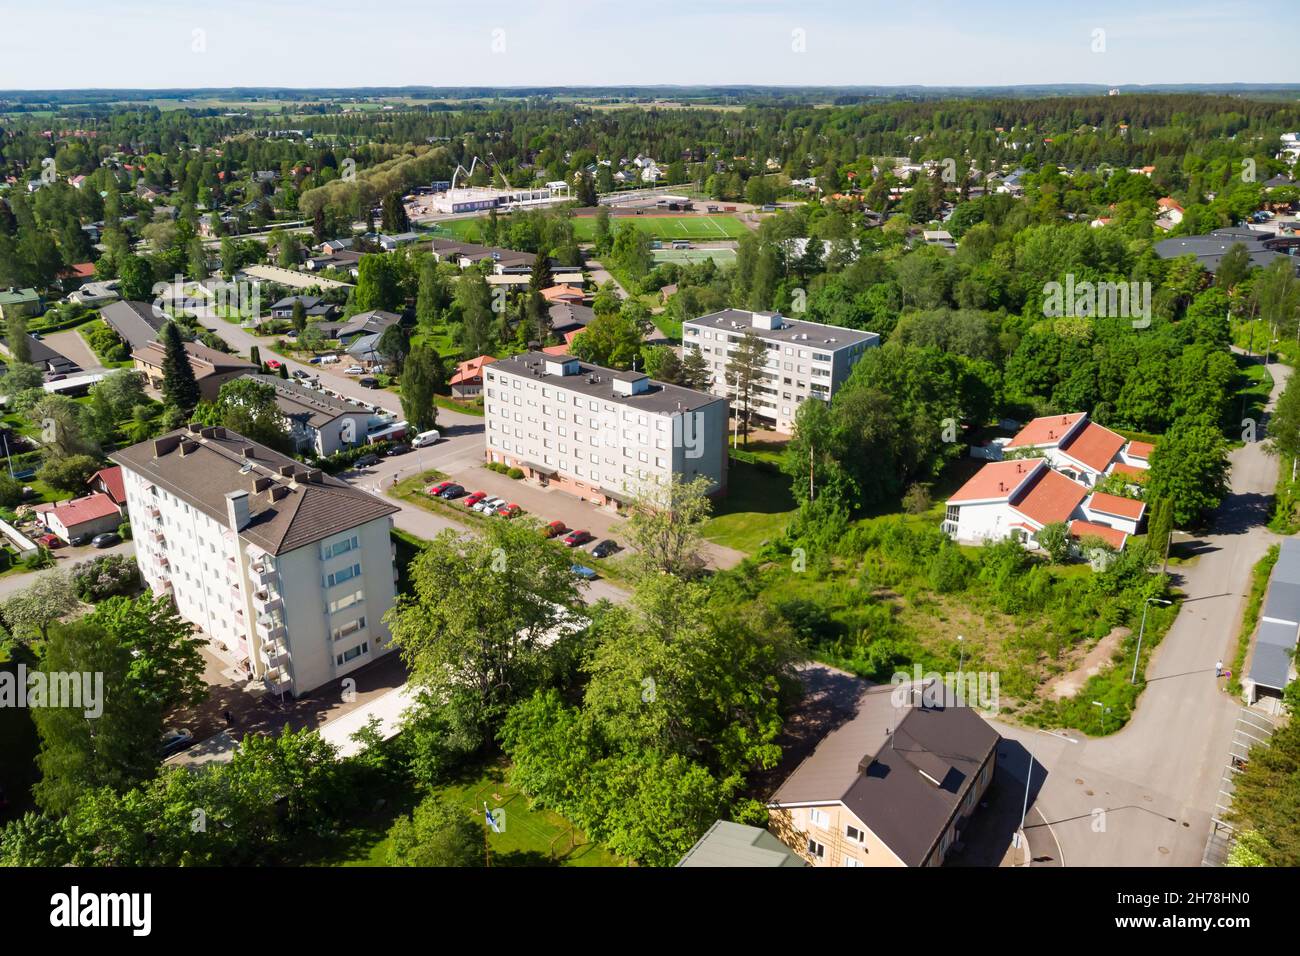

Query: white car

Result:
[343,365,365,375]
[475,496,506,515]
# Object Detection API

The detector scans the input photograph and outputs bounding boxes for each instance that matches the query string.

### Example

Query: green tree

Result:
[195,377,290,452]
[569,311,642,369]
[400,344,444,433]
[291,298,307,335]
[622,475,714,578]
[1037,521,1072,563]
[724,329,767,446]
[1146,418,1231,526]
[6,312,30,365]
[118,254,155,302]
[386,795,485,867]
[384,520,581,753]
[159,320,200,414]
[354,254,401,312]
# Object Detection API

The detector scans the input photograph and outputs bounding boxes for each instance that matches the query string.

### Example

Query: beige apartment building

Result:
[483,351,729,509]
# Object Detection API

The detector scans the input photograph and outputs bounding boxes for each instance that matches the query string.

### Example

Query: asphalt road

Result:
[992,354,1292,867]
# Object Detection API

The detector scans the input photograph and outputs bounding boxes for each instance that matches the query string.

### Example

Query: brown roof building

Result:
[132,340,258,402]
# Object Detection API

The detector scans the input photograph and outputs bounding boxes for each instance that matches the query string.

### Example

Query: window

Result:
[843,857,864,868]
[809,808,829,829]
[846,824,866,844]
[336,641,369,665]
[807,838,826,860]
[325,563,362,588]
[322,535,359,560]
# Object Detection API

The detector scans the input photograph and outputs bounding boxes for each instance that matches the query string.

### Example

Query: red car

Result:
[543,520,567,538]
[428,481,454,497]
[563,529,593,547]
[498,503,522,518]
[463,491,487,508]
[37,532,64,549]
[266,359,282,370]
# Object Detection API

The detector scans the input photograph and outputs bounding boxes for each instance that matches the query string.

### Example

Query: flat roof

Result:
[488,350,725,416]
[1249,620,1298,690]
[685,309,879,350]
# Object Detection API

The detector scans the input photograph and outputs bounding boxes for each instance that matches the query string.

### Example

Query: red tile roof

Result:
[542,344,572,355]
[1086,492,1145,521]
[541,285,583,303]
[947,459,1044,503]
[448,355,497,386]
[1126,440,1155,461]
[1058,421,1126,473]
[46,492,120,529]
[1069,520,1127,550]
[1010,468,1088,527]
[1006,413,1086,449]
[88,465,126,506]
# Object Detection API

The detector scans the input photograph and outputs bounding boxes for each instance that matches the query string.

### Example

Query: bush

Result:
[309,440,393,475]
[118,519,132,541]
[0,475,24,509]
[71,554,141,602]
[38,455,102,496]
[507,467,524,479]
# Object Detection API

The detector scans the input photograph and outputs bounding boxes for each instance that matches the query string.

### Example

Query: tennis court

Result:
[652,247,738,264]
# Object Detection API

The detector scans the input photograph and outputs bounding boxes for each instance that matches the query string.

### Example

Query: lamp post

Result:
[1015,741,1034,851]
[1092,700,1111,735]
[1131,597,1173,685]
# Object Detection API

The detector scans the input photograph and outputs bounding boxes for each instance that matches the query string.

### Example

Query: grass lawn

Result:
[572,214,748,242]
[702,460,796,554]
[313,759,621,867]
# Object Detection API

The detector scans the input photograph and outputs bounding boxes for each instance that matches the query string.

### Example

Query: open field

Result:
[702,460,796,553]
[652,247,737,265]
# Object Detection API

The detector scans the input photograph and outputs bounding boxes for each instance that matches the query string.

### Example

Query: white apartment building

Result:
[112,424,400,698]
[681,309,880,433]
[483,351,729,509]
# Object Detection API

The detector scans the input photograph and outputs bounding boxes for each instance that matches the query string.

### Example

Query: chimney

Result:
[225,489,250,531]
[153,435,181,457]
[179,438,199,455]
[253,476,272,492]
[306,468,323,483]
[278,465,296,478]
[268,484,291,502]
[242,446,256,459]
[187,422,203,434]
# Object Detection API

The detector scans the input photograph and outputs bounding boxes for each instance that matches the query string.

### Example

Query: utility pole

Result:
[809,442,815,502]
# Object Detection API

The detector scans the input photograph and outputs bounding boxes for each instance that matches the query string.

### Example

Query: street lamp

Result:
[1131,597,1173,685]
[1092,700,1111,735]
[1014,741,1035,851]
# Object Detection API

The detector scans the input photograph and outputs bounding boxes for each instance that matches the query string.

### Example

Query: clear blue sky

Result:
[2,0,1298,90]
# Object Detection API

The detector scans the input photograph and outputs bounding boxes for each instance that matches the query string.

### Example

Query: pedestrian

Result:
[1215,659,1223,678]
[223,709,234,727]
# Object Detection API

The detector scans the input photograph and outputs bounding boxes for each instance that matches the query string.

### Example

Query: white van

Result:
[412,429,441,448]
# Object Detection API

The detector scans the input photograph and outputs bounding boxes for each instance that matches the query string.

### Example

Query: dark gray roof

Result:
[677,821,808,868]
[488,350,725,415]
[769,684,999,867]
[24,335,80,374]
[1263,579,1300,626]
[548,302,595,333]
[337,310,400,340]
[110,426,398,556]
[1154,229,1298,274]
[132,340,258,380]
[101,300,168,349]
[246,373,367,429]
[686,308,879,351]
[1248,627,1295,692]
[1250,538,1300,690]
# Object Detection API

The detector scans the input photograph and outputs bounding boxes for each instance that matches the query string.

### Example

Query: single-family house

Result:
[101,300,169,350]
[132,340,258,402]
[448,355,497,399]
[33,492,122,543]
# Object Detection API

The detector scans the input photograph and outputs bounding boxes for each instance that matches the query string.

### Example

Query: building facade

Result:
[112,425,400,697]
[483,351,728,509]
[682,309,879,433]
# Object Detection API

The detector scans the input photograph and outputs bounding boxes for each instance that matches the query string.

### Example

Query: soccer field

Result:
[652,247,738,265]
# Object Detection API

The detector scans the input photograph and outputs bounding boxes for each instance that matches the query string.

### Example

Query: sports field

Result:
[572,214,748,241]
[652,247,738,265]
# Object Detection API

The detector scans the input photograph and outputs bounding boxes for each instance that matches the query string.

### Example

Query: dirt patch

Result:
[1049,626,1130,699]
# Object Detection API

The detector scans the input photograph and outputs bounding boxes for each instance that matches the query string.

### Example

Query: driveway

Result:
[992,354,1293,866]
[42,329,103,374]
[0,539,136,600]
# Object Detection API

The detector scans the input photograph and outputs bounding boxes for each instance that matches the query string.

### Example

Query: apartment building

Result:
[768,682,1000,868]
[112,425,400,698]
[681,309,879,433]
[483,351,728,509]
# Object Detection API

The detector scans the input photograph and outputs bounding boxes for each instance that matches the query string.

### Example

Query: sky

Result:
[2,0,1299,90]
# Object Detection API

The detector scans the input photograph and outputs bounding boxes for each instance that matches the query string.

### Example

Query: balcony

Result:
[146,504,161,521]
[149,528,165,545]
[252,589,282,615]
[250,562,277,587]
[255,614,286,641]
[229,582,242,602]
[258,639,288,668]
[264,666,292,690]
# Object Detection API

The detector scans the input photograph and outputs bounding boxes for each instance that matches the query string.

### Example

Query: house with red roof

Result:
[87,465,126,508]
[448,355,497,399]
[1005,412,1148,486]
[32,492,123,544]
[1081,491,1146,536]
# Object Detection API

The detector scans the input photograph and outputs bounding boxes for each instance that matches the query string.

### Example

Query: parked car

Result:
[37,533,64,549]
[437,484,466,499]
[463,491,487,508]
[428,481,454,497]
[475,496,506,515]
[570,564,598,581]
[358,377,379,388]
[592,539,620,559]
[265,359,282,370]
[344,365,365,375]
[497,503,522,518]
[68,533,92,547]
[158,728,194,758]
[308,356,324,364]
[563,529,593,547]
[386,443,411,456]
[543,520,567,538]
[292,368,310,380]
[92,532,121,549]
[354,453,380,468]
[412,429,441,448]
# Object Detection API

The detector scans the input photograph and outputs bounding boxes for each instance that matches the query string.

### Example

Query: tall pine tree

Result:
[160,321,200,416]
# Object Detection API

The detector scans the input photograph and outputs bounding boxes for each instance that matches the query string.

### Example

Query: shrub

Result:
[507,467,524,479]
[71,554,140,602]
[0,475,24,509]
